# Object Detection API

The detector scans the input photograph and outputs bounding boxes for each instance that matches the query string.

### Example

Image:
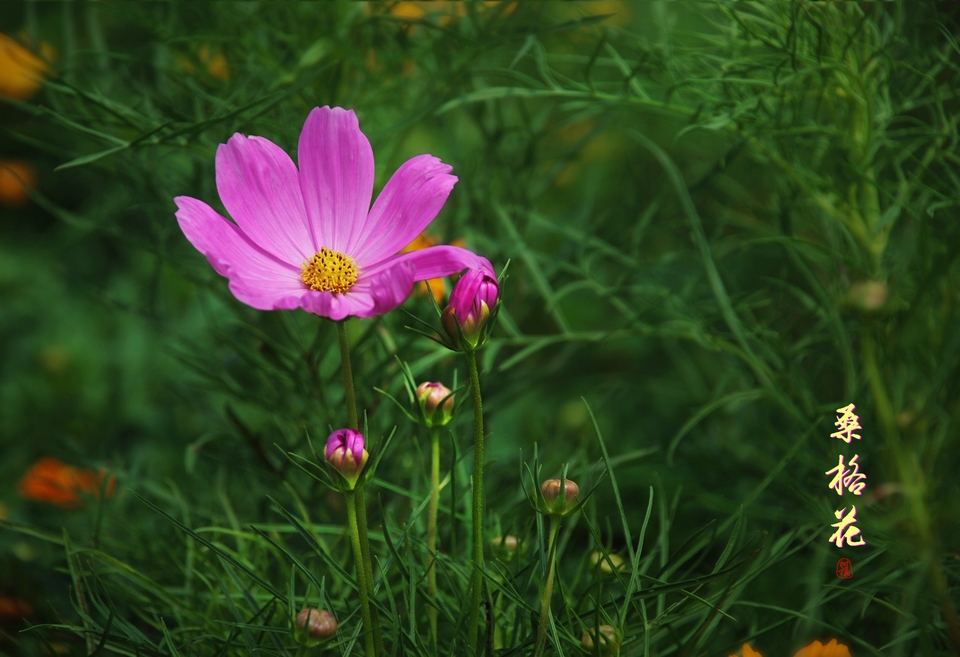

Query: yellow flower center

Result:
[300,247,359,294]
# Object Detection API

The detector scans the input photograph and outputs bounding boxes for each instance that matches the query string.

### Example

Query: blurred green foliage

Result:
[1,1,959,655]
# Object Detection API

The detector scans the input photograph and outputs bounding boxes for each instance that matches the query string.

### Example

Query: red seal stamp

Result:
[836,557,853,579]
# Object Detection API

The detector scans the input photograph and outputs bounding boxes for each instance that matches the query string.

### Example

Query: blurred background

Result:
[1,2,959,655]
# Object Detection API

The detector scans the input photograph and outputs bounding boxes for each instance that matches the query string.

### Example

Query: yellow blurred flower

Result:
[548,118,620,188]
[581,0,630,27]
[366,48,383,74]
[390,2,431,21]
[363,1,513,77]
[0,33,53,100]
[400,230,466,303]
[0,160,37,206]
[729,645,762,657]
[793,639,851,657]
[178,45,229,81]
[369,2,515,26]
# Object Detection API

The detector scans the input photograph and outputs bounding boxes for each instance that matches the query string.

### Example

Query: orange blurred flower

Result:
[386,2,507,25]
[0,33,53,100]
[364,2,513,76]
[370,2,515,26]
[0,596,33,620]
[793,640,851,657]
[400,231,466,303]
[17,457,117,508]
[729,645,763,657]
[178,45,229,82]
[0,160,37,206]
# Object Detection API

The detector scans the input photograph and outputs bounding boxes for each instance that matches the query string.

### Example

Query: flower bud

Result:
[540,478,580,516]
[441,268,499,350]
[581,625,620,654]
[324,428,368,488]
[491,535,520,561]
[416,381,454,427]
[295,608,337,647]
[847,280,888,312]
[589,551,625,574]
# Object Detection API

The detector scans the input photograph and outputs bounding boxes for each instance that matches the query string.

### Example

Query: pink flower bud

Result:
[416,381,454,426]
[325,428,368,487]
[295,608,337,646]
[442,268,499,349]
[540,478,580,516]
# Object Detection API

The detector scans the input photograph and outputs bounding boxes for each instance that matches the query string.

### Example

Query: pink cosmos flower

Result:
[174,106,493,320]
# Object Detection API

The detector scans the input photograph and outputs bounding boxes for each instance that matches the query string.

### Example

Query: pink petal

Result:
[298,107,375,253]
[364,245,494,281]
[298,289,375,321]
[350,154,458,266]
[228,280,306,312]
[216,134,313,265]
[366,259,416,316]
[175,196,306,311]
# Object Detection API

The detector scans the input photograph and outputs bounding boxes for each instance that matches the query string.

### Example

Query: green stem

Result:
[335,320,384,654]
[345,490,377,657]
[337,321,358,432]
[465,349,485,655]
[534,516,562,657]
[354,487,383,654]
[428,426,441,652]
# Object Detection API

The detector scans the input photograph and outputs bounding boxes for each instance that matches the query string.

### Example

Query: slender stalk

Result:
[294,642,308,657]
[335,321,384,654]
[427,426,441,652]
[534,516,562,657]
[465,349,486,655]
[345,490,376,657]
[337,321,359,431]
[353,486,383,654]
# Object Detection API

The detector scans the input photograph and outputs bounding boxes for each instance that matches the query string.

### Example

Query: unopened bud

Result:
[416,382,454,427]
[540,478,580,516]
[325,428,369,488]
[581,625,620,654]
[589,551,625,574]
[442,268,499,350]
[847,280,888,312]
[295,608,337,646]
[491,535,519,561]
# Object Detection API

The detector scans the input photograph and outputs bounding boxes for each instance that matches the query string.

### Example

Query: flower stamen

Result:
[301,247,359,294]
